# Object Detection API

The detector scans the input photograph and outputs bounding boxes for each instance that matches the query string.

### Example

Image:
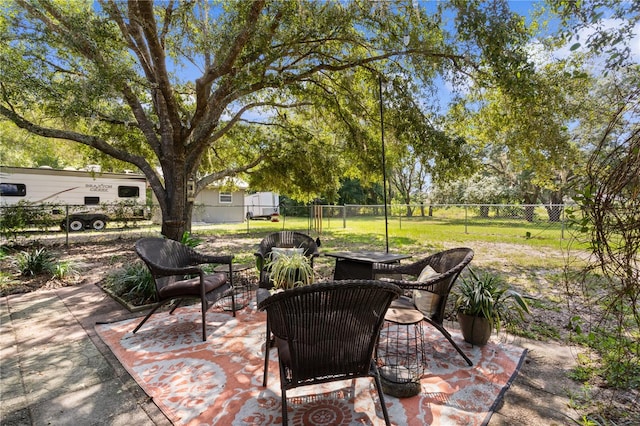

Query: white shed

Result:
[192,178,249,224]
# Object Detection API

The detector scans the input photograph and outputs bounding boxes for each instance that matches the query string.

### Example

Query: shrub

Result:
[12,248,55,276]
[104,262,156,305]
[0,202,59,239]
[181,232,203,248]
[52,261,78,280]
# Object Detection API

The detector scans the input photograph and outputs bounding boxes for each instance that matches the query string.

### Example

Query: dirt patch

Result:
[1,240,136,297]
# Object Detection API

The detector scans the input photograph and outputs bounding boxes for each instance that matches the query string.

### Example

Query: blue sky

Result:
[166,1,638,120]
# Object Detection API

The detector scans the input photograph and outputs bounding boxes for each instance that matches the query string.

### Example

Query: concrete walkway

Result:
[1,282,582,425]
[1,284,170,426]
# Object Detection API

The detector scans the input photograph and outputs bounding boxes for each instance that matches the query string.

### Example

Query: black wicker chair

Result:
[134,237,235,341]
[372,247,475,366]
[255,231,320,381]
[258,280,401,426]
[254,231,320,291]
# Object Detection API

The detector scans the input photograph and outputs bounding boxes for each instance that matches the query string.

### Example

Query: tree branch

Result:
[210,101,312,143]
[194,0,266,119]
[101,0,155,80]
[0,104,146,168]
[20,0,162,153]
[130,0,183,140]
[195,152,267,194]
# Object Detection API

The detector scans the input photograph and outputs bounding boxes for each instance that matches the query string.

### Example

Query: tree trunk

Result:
[405,204,413,217]
[161,219,186,241]
[523,191,539,223]
[524,205,535,222]
[545,205,562,222]
[157,164,191,241]
[545,190,564,222]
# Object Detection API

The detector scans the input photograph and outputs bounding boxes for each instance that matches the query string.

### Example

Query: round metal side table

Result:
[377,307,426,398]
[213,263,255,311]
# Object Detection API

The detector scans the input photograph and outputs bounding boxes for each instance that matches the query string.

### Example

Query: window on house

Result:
[219,192,232,203]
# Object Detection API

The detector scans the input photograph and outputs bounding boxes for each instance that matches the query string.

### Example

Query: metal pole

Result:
[379,75,389,253]
[65,205,69,247]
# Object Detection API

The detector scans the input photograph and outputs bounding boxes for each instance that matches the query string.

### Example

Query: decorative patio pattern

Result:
[96,305,526,426]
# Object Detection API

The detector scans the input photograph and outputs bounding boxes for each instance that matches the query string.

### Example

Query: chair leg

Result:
[132,301,168,334]
[280,371,288,425]
[201,296,208,342]
[169,298,182,314]
[425,318,473,366]
[262,320,271,387]
[372,366,391,426]
[230,285,236,317]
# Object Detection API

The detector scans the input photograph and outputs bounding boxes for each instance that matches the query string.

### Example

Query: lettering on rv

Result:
[86,183,112,192]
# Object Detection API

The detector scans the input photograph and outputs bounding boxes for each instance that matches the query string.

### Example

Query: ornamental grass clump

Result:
[267,251,314,292]
[104,261,157,306]
[455,268,530,334]
[12,247,55,277]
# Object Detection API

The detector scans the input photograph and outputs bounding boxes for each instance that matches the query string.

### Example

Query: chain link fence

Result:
[197,202,569,242]
[294,203,569,239]
[1,202,570,244]
[0,202,153,244]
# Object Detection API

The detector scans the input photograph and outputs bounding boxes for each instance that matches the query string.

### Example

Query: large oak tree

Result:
[1,0,532,240]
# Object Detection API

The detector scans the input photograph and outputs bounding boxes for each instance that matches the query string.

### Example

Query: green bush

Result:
[52,261,78,280]
[104,262,156,305]
[0,202,59,239]
[181,232,203,248]
[572,325,640,390]
[12,248,55,276]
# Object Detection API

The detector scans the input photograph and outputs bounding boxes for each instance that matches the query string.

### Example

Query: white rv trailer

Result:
[0,166,148,231]
[244,192,280,220]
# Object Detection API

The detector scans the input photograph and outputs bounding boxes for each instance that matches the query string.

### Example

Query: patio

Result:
[1,270,583,425]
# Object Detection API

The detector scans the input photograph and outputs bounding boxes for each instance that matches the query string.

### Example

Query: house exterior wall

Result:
[192,188,245,223]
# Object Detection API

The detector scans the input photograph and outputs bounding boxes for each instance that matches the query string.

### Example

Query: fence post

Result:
[561,204,565,240]
[342,205,346,229]
[464,205,468,234]
[313,204,322,235]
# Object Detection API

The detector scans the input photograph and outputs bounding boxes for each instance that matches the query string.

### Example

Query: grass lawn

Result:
[201,214,580,267]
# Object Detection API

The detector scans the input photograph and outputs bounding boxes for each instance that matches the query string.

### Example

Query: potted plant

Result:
[454,268,530,345]
[267,251,314,292]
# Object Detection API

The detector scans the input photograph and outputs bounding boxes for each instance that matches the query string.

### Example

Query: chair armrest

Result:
[377,277,437,292]
[372,262,420,277]
[150,264,203,277]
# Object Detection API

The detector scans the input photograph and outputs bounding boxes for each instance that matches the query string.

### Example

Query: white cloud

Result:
[554,18,640,68]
